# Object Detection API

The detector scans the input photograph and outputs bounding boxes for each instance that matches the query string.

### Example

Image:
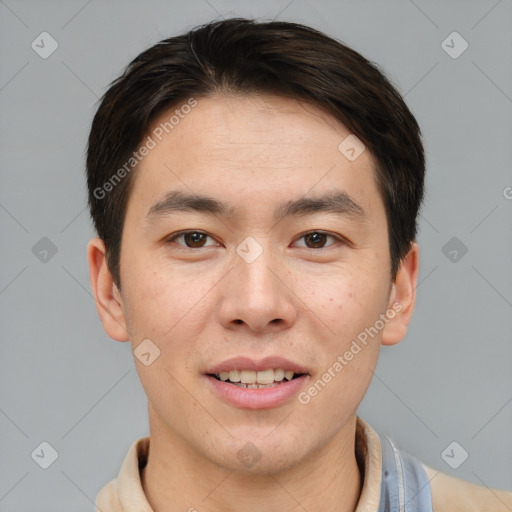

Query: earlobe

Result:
[381,242,420,347]
[87,237,130,342]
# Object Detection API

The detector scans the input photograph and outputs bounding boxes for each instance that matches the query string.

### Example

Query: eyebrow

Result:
[145,190,367,224]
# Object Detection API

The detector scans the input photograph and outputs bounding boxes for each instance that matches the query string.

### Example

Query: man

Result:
[87,18,512,512]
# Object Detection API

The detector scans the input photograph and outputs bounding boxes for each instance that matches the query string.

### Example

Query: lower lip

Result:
[205,375,309,410]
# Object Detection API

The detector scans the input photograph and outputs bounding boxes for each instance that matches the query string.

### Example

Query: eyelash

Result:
[164,230,345,250]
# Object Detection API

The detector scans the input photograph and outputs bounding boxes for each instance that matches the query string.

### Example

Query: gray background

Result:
[1,0,511,510]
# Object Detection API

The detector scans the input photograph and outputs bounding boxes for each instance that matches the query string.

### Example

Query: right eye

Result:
[164,230,220,249]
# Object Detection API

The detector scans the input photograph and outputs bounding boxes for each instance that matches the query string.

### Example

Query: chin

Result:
[205,431,309,475]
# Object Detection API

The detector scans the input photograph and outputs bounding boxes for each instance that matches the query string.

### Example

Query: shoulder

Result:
[94,436,151,511]
[95,478,122,511]
[423,463,512,512]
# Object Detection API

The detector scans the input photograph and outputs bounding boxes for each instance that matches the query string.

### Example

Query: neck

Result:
[141,413,363,512]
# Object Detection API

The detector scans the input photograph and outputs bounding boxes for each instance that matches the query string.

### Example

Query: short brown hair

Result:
[86,17,425,289]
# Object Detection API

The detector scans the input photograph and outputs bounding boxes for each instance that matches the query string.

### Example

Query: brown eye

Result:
[294,231,339,249]
[304,232,328,248]
[183,232,207,248]
[165,231,217,248]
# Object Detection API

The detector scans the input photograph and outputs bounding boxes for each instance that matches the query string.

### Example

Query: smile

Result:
[209,368,305,388]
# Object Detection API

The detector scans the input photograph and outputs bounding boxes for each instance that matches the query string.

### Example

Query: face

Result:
[89,93,418,475]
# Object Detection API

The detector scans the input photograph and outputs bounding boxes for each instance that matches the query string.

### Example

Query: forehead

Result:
[154,93,354,156]
[126,93,383,224]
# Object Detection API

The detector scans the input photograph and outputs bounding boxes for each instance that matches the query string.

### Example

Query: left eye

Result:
[293,231,340,249]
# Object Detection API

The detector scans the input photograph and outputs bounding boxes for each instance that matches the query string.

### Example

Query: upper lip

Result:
[205,356,309,375]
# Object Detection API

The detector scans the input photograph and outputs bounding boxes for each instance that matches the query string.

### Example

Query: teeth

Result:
[240,370,256,384]
[214,368,298,384]
[230,382,281,389]
[256,369,275,384]
[274,369,285,381]
[228,370,241,382]
[284,370,294,381]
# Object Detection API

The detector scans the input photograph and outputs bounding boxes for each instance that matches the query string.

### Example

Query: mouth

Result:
[207,369,307,389]
[204,356,310,409]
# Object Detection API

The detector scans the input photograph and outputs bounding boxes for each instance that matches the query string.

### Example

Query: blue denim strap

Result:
[377,436,434,512]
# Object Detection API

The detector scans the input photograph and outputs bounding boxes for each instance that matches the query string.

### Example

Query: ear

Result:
[87,237,129,342]
[381,241,420,346]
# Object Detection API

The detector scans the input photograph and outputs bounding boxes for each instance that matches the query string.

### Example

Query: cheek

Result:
[298,277,384,417]
[121,257,215,346]
[299,264,389,342]
[122,263,211,399]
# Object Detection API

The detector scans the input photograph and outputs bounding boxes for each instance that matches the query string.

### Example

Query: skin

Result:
[88,93,419,512]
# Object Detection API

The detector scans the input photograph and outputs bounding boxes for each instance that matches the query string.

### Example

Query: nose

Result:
[217,246,297,334]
